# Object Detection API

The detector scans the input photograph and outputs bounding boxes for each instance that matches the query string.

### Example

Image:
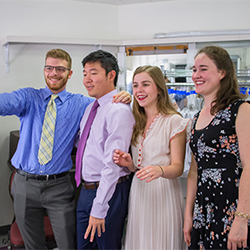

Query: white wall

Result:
[119,0,250,40]
[0,0,250,227]
[0,1,119,40]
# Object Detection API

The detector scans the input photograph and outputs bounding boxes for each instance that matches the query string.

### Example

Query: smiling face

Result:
[192,52,225,99]
[83,61,115,99]
[44,57,72,94]
[133,72,159,112]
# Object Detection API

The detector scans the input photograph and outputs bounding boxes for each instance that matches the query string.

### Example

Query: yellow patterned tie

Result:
[38,94,58,165]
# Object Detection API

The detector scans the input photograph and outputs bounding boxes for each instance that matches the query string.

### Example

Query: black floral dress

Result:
[189,100,250,250]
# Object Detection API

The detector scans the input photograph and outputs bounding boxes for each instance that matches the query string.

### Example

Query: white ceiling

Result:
[72,0,171,5]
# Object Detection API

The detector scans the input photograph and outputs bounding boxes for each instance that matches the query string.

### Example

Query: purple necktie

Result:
[75,100,99,187]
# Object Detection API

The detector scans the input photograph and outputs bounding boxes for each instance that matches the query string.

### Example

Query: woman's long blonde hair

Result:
[131,65,180,145]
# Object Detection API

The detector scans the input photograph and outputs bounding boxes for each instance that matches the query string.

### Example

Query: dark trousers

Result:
[11,171,76,250]
[76,177,131,250]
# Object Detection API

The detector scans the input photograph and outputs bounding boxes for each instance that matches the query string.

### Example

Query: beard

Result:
[45,74,69,93]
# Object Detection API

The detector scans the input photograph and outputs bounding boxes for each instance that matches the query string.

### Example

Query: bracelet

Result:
[235,211,250,220]
[159,166,164,177]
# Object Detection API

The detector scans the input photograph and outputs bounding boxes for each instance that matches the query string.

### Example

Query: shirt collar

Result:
[97,89,118,107]
[43,86,67,103]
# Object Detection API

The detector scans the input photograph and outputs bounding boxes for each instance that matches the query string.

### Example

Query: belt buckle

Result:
[46,175,49,181]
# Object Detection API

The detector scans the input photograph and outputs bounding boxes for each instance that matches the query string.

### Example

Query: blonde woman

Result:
[113,65,190,250]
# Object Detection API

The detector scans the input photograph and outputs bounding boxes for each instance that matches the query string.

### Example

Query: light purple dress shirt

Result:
[79,89,134,219]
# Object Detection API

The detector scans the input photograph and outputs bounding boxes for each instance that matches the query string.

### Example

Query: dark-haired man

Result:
[76,50,134,249]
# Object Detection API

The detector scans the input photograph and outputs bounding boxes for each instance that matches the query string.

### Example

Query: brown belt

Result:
[82,175,129,190]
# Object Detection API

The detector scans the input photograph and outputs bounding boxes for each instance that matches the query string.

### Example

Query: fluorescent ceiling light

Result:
[154,30,250,39]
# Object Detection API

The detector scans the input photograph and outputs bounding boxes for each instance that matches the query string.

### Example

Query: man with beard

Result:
[0,49,130,250]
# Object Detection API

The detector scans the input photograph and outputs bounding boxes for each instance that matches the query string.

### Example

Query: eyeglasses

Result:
[44,65,70,74]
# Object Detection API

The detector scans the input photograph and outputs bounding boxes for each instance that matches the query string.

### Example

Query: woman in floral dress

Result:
[113,65,190,250]
[184,46,250,250]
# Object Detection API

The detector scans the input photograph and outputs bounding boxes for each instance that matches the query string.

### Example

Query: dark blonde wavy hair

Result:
[131,65,181,145]
[45,49,72,69]
[195,46,245,115]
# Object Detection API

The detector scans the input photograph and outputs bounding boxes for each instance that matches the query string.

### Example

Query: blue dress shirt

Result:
[0,86,93,175]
